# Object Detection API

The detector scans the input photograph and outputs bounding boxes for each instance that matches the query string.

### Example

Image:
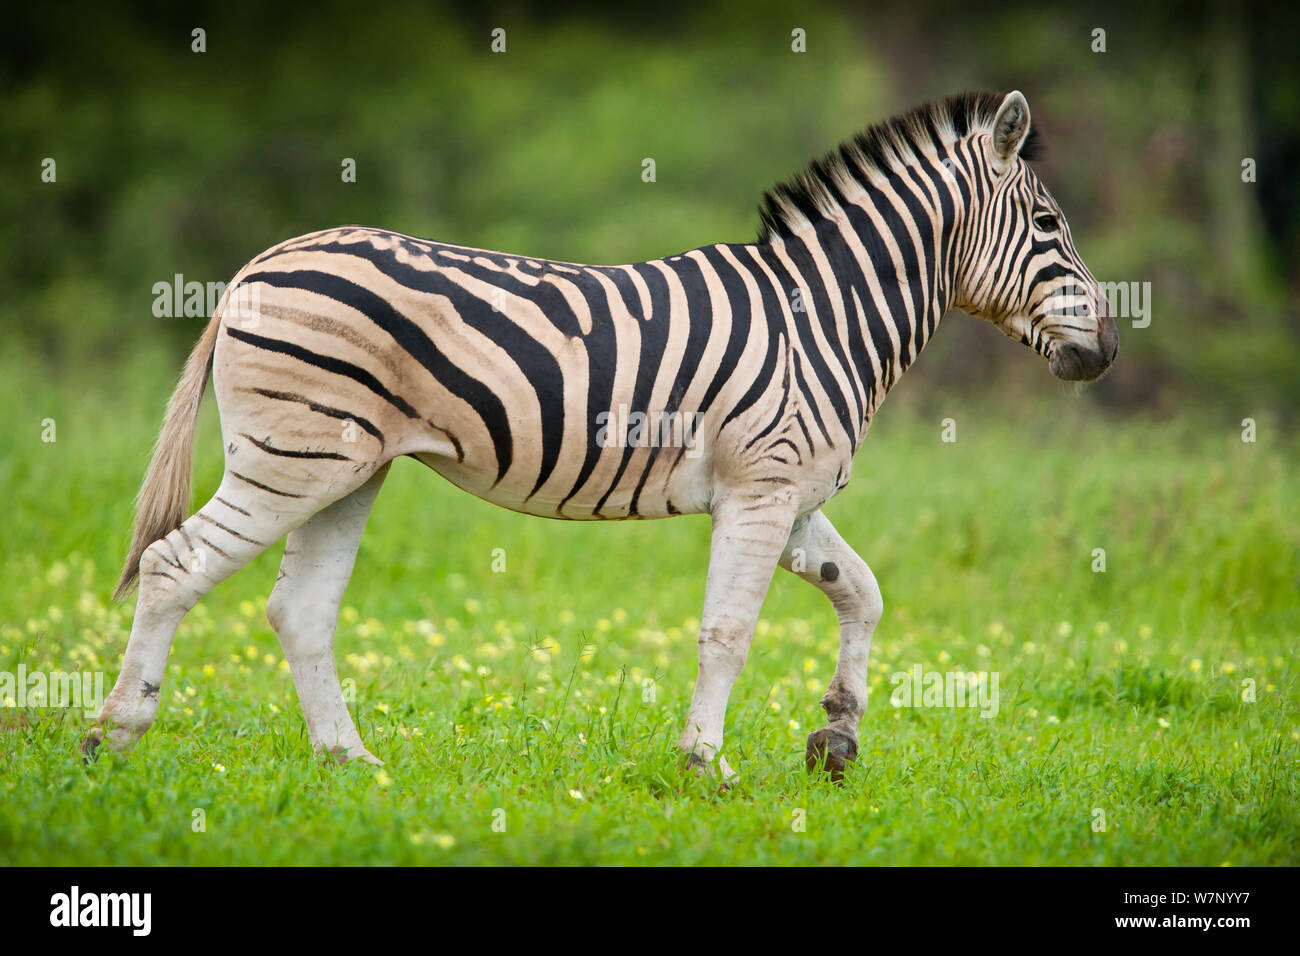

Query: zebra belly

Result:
[411,446,712,520]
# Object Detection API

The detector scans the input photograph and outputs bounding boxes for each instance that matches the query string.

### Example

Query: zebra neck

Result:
[759,189,956,443]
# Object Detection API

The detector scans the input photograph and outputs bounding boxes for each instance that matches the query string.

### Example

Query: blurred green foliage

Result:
[1,3,1295,865]
[2,0,1296,417]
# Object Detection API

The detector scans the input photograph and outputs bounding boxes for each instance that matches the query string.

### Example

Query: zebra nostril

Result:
[1098,309,1119,362]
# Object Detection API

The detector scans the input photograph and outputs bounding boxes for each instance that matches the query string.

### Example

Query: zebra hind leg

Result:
[779,510,882,782]
[266,464,390,765]
[83,475,356,760]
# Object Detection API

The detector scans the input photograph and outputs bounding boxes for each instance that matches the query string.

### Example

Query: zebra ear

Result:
[990,91,1032,172]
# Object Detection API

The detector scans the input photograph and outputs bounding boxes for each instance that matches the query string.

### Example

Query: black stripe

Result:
[241,269,514,484]
[159,540,185,570]
[283,245,563,497]
[594,262,673,516]
[783,234,866,431]
[743,338,792,452]
[790,351,834,449]
[196,535,233,561]
[710,246,784,433]
[793,409,814,451]
[854,176,925,363]
[214,496,251,517]
[768,436,803,465]
[751,245,855,444]
[225,326,419,420]
[627,255,715,509]
[598,265,646,320]
[228,470,306,499]
[241,387,386,447]
[195,512,266,545]
[241,432,351,461]
[427,421,464,462]
[876,162,935,357]
[694,245,756,416]
[820,227,888,416]
[841,203,912,386]
[555,273,620,511]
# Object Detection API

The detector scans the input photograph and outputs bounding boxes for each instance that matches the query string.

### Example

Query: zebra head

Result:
[953,91,1118,382]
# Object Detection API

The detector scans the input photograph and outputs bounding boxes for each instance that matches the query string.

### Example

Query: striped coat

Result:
[88,90,1116,780]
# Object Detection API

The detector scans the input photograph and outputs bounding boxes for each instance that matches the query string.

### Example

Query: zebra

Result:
[85,90,1117,781]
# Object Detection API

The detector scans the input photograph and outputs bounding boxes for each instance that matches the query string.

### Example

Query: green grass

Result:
[0,348,1296,865]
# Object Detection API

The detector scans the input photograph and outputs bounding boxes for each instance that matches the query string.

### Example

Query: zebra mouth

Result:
[1047,308,1118,382]
[1050,341,1114,382]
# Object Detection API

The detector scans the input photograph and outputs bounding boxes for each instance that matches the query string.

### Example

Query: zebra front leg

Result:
[678,493,797,784]
[266,465,389,765]
[779,510,882,781]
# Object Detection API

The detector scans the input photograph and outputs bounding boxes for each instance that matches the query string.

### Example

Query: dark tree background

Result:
[3,0,1296,421]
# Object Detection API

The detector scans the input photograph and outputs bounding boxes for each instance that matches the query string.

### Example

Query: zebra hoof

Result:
[805,728,857,782]
[681,751,739,789]
[80,729,103,764]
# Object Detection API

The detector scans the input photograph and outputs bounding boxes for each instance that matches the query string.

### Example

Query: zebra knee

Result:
[266,574,334,648]
[265,584,290,637]
[857,562,884,629]
[696,622,751,678]
[266,576,307,640]
[829,555,883,630]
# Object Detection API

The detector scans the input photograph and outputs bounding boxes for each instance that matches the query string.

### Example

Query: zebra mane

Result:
[757,91,1045,242]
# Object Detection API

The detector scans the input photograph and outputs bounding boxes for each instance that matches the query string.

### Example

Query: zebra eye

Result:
[1034,212,1059,232]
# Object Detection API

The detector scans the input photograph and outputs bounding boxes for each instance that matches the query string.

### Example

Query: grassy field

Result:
[0,346,1296,866]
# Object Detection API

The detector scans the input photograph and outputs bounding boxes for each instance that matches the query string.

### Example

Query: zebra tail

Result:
[112,310,222,601]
